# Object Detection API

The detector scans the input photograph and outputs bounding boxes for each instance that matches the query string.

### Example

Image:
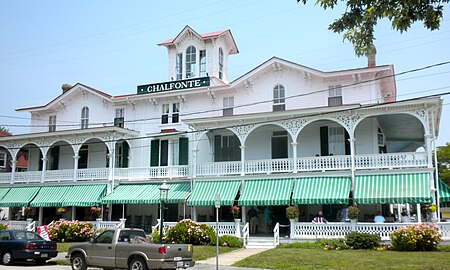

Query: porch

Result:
[0,151,428,184]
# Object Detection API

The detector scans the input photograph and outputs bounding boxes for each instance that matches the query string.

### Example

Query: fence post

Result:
[235,219,241,237]
[289,219,295,238]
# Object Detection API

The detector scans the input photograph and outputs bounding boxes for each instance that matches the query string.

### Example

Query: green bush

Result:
[316,238,349,250]
[0,224,7,230]
[165,219,216,245]
[390,223,440,251]
[345,232,380,249]
[47,220,94,242]
[219,235,242,248]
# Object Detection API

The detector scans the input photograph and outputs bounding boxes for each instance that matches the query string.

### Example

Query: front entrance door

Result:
[271,135,288,159]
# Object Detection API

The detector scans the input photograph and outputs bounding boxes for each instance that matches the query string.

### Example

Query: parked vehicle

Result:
[67,228,195,270]
[0,230,58,265]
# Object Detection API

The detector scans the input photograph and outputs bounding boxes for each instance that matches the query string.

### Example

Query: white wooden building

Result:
[0,26,448,237]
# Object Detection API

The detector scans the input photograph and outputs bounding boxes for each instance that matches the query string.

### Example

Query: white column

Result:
[242,206,247,224]
[425,134,433,168]
[168,139,173,166]
[39,207,43,226]
[350,137,356,193]
[240,145,245,176]
[292,142,298,173]
[73,155,79,182]
[416,204,422,223]
[192,207,197,221]
[71,206,76,220]
[41,157,47,183]
[10,158,16,184]
[192,149,198,178]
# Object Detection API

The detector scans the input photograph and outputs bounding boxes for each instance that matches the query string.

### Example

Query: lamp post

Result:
[159,180,169,244]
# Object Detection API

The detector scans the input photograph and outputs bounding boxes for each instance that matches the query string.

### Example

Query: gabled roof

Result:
[158,25,238,54]
[16,83,112,112]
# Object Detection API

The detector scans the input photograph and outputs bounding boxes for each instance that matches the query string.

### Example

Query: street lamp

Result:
[159,180,169,244]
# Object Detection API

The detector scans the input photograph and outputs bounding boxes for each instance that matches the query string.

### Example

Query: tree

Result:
[298,0,448,56]
[437,143,450,186]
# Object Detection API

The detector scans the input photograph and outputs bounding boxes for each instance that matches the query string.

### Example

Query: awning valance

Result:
[238,179,293,206]
[187,180,240,206]
[0,187,40,207]
[29,186,71,207]
[354,173,432,204]
[61,185,107,207]
[102,184,150,204]
[292,177,351,205]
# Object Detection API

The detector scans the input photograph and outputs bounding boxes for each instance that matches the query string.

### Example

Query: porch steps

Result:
[246,236,276,248]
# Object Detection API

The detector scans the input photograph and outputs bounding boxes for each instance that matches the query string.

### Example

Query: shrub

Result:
[219,235,242,248]
[316,238,349,250]
[345,232,380,249]
[390,223,440,251]
[47,220,94,242]
[285,206,299,219]
[165,219,216,245]
[0,224,7,230]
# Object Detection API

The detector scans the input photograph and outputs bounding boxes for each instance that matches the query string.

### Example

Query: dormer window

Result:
[199,50,206,77]
[186,46,196,78]
[176,53,183,80]
[273,84,285,111]
[219,48,224,80]
[328,85,342,106]
[81,106,89,129]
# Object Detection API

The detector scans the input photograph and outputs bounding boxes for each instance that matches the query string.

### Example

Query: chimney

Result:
[61,83,72,93]
[367,44,376,67]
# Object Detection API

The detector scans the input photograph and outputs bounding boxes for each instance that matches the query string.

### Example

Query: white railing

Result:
[273,222,280,246]
[44,169,74,182]
[242,222,250,247]
[245,159,293,174]
[0,172,11,184]
[77,168,109,181]
[0,220,33,231]
[93,219,125,230]
[197,161,241,176]
[200,222,236,236]
[14,171,41,183]
[438,222,450,240]
[355,152,428,170]
[115,166,189,180]
[297,155,351,171]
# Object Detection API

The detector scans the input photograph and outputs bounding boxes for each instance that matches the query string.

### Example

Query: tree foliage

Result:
[437,143,450,185]
[298,0,448,56]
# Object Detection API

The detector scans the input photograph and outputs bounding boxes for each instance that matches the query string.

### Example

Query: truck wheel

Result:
[71,253,87,270]
[129,257,148,270]
[2,251,13,265]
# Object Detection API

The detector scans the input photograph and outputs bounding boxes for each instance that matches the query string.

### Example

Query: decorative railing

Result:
[0,220,33,231]
[0,152,429,183]
[242,222,250,247]
[273,222,280,246]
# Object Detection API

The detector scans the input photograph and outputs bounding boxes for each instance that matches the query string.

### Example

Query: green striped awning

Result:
[131,184,160,204]
[62,185,107,207]
[167,182,191,204]
[102,184,149,204]
[0,188,10,200]
[354,173,432,204]
[29,186,71,207]
[438,179,450,203]
[238,179,293,206]
[292,177,351,204]
[187,180,240,206]
[0,187,40,207]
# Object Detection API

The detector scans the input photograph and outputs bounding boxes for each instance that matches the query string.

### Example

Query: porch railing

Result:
[2,152,428,183]
[273,222,280,246]
[242,222,250,247]
[0,220,34,231]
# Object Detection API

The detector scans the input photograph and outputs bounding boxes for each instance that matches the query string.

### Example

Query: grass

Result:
[56,242,82,252]
[233,247,450,270]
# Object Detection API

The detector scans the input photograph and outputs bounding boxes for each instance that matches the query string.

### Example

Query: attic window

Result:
[273,84,285,111]
[186,46,196,78]
[218,48,224,80]
[81,107,89,129]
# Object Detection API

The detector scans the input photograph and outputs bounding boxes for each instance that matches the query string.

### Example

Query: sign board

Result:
[137,77,210,95]
[215,194,220,208]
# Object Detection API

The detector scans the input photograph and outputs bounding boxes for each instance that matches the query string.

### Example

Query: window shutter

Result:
[150,140,160,167]
[214,135,222,162]
[122,143,129,168]
[179,137,189,165]
[320,126,329,156]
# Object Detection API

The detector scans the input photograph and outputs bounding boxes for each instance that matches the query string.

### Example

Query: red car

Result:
[0,230,58,265]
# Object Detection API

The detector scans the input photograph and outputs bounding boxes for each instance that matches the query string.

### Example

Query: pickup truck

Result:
[67,228,194,270]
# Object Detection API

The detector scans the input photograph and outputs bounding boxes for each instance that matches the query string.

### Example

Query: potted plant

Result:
[286,205,299,220]
[230,205,240,219]
[347,206,360,221]
[427,204,438,222]
[57,207,66,215]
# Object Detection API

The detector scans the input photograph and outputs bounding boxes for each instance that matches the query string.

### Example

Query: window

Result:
[161,103,179,124]
[0,152,5,168]
[114,108,125,128]
[199,50,206,77]
[214,135,241,162]
[48,115,56,132]
[273,84,285,111]
[81,107,89,129]
[328,85,342,106]
[95,230,114,244]
[161,104,170,124]
[176,53,183,80]
[223,97,234,116]
[328,126,344,155]
[172,103,179,123]
[185,46,196,78]
[218,48,224,80]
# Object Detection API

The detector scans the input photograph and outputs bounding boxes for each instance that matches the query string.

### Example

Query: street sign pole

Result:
[215,194,220,270]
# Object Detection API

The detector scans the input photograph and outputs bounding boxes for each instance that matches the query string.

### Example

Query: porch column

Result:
[108,152,115,183]
[350,137,356,195]
[73,155,79,182]
[71,206,76,221]
[240,145,246,176]
[192,149,198,178]
[10,158,16,184]
[41,157,47,183]
[192,207,197,221]
[416,204,422,223]
[425,133,433,168]
[39,207,43,226]
[242,206,247,224]
[168,139,173,166]
[291,142,298,173]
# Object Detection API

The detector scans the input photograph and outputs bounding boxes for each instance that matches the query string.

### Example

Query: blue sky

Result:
[0,0,449,146]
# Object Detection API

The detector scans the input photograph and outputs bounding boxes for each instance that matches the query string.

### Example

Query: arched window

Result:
[273,85,285,111]
[218,48,224,80]
[185,46,196,78]
[81,106,89,129]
